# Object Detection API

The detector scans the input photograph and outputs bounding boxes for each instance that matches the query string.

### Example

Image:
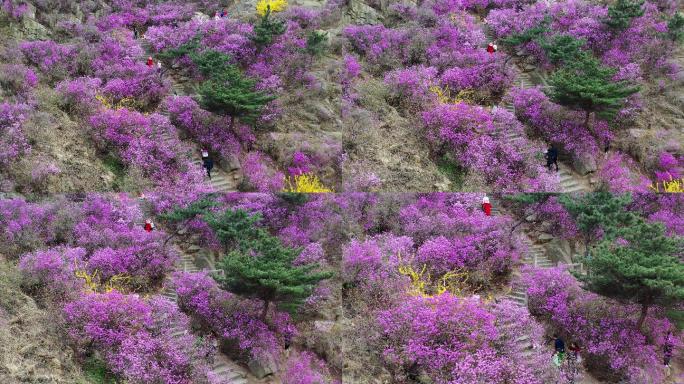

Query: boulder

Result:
[347,0,383,25]
[572,152,597,175]
[247,353,278,378]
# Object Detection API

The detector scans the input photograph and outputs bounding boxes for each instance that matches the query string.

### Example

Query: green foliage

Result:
[305,31,328,57]
[540,35,586,66]
[546,54,639,122]
[576,219,684,329]
[203,208,264,251]
[605,0,645,30]
[436,155,466,190]
[667,12,684,42]
[499,17,551,47]
[157,33,202,61]
[558,192,637,244]
[251,7,287,48]
[83,356,115,384]
[507,193,557,205]
[214,224,332,317]
[101,154,126,192]
[276,192,310,206]
[189,50,276,127]
[160,197,218,223]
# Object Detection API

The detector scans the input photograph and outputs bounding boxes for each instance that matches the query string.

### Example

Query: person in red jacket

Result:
[144,219,155,232]
[482,194,492,216]
[146,56,154,67]
[486,42,496,54]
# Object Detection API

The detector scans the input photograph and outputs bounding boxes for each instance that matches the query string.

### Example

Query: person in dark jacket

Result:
[545,145,559,171]
[202,150,214,180]
[554,334,565,354]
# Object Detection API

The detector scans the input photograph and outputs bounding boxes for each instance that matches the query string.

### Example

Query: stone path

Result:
[484,29,593,194]
[158,245,251,384]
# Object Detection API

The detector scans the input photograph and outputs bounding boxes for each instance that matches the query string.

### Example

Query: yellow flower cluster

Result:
[283,173,333,193]
[429,85,477,104]
[74,266,132,294]
[397,252,468,298]
[95,94,139,111]
[256,0,287,16]
[648,177,684,193]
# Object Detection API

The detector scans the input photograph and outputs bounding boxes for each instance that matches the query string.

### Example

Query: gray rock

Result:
[247,354,278,378]
[538,233,554,241]
[525,214,537,222]
[347,0,383,24]
[572,152,597,175]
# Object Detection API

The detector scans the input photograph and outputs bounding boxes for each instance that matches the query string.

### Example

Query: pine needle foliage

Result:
[605,0,645,31]
[576,219,684,331]
[546,54,639,125]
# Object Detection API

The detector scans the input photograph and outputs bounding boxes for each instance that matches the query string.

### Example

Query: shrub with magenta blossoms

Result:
[523,266,679,383]
[64,291,215,384]
[172,271,296,360]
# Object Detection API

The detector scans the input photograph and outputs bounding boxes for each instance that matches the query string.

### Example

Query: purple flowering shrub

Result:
[630,194,684,237]
[18,247,86,303]
[63,291,215,384]
[163,96,242,161]
[384,65,438,111]
[171,271,296,361]
[0,198,63,257]
[523,266,679,383]
[0,102,31,167]
[282,351,336,384]
[241,151,285,193]
[376,294,550,383]
[596,152,651,193]
[19,40,78,81]
[55,77,103,115]
[0,64,38,97]
[508,87,602,157]
[422,103,558,191]
[88,108,208,199]
[1,0,29,20]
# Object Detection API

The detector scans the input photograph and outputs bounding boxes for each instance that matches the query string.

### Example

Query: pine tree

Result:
[540,34,586,66]
[577,219,684,331]
[305,30,328,58]
[546,54,639,129]
[499,17,551,48]
[215,232,333,319]
[190,50,276,129]
[203,208,264,253]
[251,6,287,48]
[558,192,639,251]
[159,197,218,245]
[605,0,645,31]
[667,12,684,43]
[158,33,202,62]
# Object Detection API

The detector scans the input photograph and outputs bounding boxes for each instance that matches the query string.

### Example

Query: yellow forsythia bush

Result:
[256,0,287,16]
[649,177,684,193]
[283,173,333,193]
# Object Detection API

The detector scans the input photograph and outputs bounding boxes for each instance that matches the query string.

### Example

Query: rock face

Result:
[247,353,279,378]
[346,0,383,24]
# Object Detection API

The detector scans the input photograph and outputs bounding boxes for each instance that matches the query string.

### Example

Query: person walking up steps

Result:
[487,42,497,54]
[146,56,154,67]
[482,194,492,216]
[545,145,559,172]
[202,150,214,180]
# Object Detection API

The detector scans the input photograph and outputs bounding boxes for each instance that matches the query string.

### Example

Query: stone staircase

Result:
[139,38,241,194]
[159,249,250,383]
[484,27,592,194]
[505,235,553,307]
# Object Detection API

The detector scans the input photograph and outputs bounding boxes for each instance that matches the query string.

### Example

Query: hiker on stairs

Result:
[144,219,155,232]
[545,145,559,172]
[482,194,492,216]
[202,150,214,180]
[487,42,497,54]
[146,56,154,67]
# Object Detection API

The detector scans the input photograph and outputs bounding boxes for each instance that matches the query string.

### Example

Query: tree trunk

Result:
[636,303,649,331]
[584,110,591,131]
[228,115,235,132]
[261,300,270,321]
